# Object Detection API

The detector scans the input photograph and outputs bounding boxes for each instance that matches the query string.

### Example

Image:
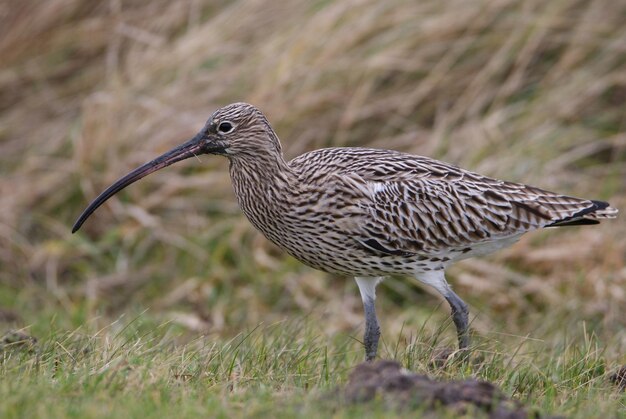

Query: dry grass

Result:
[0,0,625,415]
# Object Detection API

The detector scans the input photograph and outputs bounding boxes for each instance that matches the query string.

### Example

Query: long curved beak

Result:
[72,131,222,233]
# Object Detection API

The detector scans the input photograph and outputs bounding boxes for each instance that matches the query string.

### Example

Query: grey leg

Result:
[444,289,469,350]
[362,297,380,361]
[416,271,470,351]
[355,277,384,361]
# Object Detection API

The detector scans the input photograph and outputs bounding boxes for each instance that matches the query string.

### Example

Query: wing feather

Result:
[289,147,617,256]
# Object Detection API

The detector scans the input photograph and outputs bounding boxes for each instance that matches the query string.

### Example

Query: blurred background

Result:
[0,0,624,355]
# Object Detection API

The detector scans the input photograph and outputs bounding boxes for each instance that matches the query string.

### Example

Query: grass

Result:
[0,315,624,418]
[1,0,625,417]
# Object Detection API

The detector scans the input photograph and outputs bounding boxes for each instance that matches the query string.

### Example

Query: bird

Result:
[73,102,618,361]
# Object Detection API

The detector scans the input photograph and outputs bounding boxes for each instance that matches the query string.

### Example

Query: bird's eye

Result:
[218,121,233,134]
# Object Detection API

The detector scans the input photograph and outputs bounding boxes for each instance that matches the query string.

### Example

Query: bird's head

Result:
[72,102,280,233]
[206,102,282,157]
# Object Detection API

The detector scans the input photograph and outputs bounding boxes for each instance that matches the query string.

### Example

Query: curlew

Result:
[73,103,618,361]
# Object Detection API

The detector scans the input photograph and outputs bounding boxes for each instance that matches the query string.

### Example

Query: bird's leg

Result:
[444,289,469,350]
[362,296,380,361]
[355,277,384,361]
[416,271,470,351]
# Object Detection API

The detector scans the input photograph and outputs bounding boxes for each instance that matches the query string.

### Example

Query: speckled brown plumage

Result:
[73,102,618,361]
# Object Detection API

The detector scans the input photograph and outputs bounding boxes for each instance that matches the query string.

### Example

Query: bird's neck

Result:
[228,150,296,231]
[228,147,293,183]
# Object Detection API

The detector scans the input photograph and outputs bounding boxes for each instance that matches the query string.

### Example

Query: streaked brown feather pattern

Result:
[286,148,616,267]
[204,103,618,277]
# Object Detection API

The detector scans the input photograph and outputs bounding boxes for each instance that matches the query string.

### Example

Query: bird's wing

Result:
[324,169,611,256]
[291,148,616,256]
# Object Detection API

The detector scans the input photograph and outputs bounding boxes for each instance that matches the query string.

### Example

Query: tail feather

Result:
[547,200,618,227]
